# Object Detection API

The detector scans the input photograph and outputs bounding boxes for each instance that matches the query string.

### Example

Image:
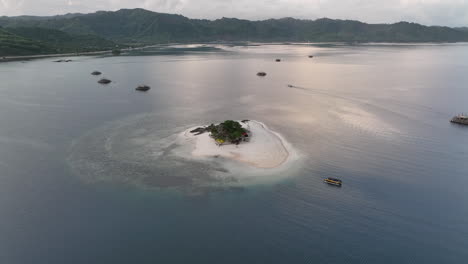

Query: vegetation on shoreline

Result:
[207,120,248,144]
[0,26,117,56]
[0,27,55,56]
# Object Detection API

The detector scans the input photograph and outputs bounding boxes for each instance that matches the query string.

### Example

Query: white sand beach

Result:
[181,120,291,169]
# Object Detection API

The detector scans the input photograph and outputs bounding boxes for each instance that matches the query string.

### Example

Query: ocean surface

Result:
[1,43,467,263]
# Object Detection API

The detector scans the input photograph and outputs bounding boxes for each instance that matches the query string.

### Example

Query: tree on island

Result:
[208,120,248,145]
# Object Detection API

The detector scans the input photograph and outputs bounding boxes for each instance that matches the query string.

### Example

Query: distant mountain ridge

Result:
[1,8,468,56]
[1,8,468,44]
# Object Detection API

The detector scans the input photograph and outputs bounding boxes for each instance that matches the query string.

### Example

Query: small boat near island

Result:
[91,71,102,76]
[324,177,342,186]
[450,114,468,125]
[98,78,111,84]
[257,72,267,77]
[136,85,151,91]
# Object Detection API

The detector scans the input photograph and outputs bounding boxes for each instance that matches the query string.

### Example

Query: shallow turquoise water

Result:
[0,43,467,263]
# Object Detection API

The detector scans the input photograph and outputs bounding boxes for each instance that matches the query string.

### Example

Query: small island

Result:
[182,120,291,168]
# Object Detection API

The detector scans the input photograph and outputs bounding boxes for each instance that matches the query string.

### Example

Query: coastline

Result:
[0,50,113,63]
[0,44,159,63]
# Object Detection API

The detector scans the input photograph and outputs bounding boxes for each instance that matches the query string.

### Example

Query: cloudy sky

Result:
[1,0,468,27]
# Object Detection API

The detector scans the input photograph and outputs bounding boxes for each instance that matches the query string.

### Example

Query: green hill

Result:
[2,9,468,43]
[1,8,468,52]
[7,27,117,53]
[0,26,118,56]
[0,27,55,56]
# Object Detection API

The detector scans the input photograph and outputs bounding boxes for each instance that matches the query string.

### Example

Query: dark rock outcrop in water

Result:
[91,71,102,75]
[257,72,267,77]
[136,85,151,91]
[98,78,111,84]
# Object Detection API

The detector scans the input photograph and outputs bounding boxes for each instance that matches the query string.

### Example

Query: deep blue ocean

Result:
[0,43,467,263]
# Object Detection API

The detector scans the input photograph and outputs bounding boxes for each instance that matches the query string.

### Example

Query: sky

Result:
[1,0,468,27]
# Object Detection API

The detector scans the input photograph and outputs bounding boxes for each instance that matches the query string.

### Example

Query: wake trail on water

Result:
[287,83,452,142]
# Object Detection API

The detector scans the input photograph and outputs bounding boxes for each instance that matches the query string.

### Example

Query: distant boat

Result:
[324,177,342,186]
[257,72,267,77]
[308,55,314,58]
[98,78,111,84]
[136,85,151,91]
[451,114,468,125]
[276,59,281,62]
[91,71,102,76]
[287,84,293,88]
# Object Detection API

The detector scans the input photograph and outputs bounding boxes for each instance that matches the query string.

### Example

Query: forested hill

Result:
[0,26,116,56]
[1,8,468,44]
[0,27,56,56]
[1,8,468,56]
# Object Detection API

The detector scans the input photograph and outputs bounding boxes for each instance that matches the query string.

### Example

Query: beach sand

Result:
[182,121,290,169]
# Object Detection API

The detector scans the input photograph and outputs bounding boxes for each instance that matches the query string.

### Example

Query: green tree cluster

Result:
[208,120,247,144]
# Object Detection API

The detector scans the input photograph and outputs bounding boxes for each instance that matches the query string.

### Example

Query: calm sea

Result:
[0,43,467,263]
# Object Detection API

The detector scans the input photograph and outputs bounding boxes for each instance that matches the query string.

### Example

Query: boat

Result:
[257,72,267,77]
[98,78,111,84]
[324,177,342,186]
[450,114,468,125]
[136,85,151,91]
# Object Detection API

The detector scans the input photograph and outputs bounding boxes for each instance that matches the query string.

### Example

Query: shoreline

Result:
[0,44,159,63]
[0,50,113,63]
